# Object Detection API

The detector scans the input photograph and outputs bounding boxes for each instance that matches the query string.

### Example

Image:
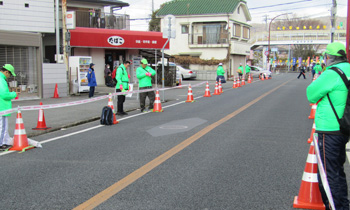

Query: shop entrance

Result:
[105,50,126,71]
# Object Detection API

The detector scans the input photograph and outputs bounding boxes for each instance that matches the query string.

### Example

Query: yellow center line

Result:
[73,79,292,210]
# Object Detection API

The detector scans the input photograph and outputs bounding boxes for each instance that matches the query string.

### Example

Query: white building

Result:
[157,0,252,77]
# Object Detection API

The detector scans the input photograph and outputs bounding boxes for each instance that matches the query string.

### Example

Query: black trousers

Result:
[317,133,349,210]
[297,72,306,79]
[139,87,155,109]
[116,89,125,113]
[89,86,95,98]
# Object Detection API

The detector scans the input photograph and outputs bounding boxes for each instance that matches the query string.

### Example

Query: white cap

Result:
[219,63,223,65]
[240,63,242,65]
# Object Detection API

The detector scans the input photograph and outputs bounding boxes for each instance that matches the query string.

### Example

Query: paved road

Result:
[1,73,349,210]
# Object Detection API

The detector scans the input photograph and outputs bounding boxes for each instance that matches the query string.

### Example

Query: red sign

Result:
[70,27,169,49]
[264,51,269,56]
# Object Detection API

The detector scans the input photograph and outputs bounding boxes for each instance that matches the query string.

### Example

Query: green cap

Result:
[323,42,346,56]
[2,64,16,76]
[141,59,148,64]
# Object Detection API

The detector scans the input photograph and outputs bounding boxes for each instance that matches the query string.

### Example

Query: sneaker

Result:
[140,108,145,113]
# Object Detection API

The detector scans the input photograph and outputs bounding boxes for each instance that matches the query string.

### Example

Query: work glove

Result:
[120,84,123,90]
[128,74,131,78]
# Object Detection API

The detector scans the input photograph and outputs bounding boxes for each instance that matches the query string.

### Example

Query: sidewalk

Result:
[9,81,208,138]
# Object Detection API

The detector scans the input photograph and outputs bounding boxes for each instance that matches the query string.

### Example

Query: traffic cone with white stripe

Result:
[203,82,211,97]
[260,74,265,81]
[237,77,241,88]
[153,90,164,112]
[186,84,195,102]
[232,77,237,88]
[293,141,325,209]
[107,93,119,124]
[248,74,252,83]
[33,102,51,130]
[218,80,223,93]
[308,104,317,119]
[241,76,246,86]
[213,81,221,95]
[9,110,35,152]
[307,121,316,144]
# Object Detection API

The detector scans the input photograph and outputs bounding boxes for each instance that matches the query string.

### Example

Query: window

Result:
[181,25,189,34]
[25,3,29,7]
[243,26,250,39]
[0,1,3,5]
[237,6,240,14]
[234,24,241,37]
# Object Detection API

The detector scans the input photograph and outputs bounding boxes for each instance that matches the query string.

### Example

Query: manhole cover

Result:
[159,125,188,130]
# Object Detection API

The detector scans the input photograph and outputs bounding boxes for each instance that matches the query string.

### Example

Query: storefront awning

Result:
[70,27,169,50]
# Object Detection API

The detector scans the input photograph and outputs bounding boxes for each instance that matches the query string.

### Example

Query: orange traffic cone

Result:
[237,77,241,88]
[260,74,265,81]
[307,121,316,144]
[250,74,253,82]
[9,110,35,152]
[153,90,164,112]
[107,93,119,124]
[232,78,237,89]
[308,104,317,119]
[52,83,59,98]
[32,102,51,130]
[213,82,221,95]
[186,84,195,102]
[293,142,325,210]
[218,80,223,93]
[178,78,182,89]
[248,74,252,83]
[203,82,211,97]
[241,76,246,86]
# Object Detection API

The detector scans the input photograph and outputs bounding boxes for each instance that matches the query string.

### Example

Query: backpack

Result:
[100,106,113,125]
[112,68,117,82]
[327,66,350,136]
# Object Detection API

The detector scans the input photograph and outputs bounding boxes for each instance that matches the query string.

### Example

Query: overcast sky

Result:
[116,0,348,31]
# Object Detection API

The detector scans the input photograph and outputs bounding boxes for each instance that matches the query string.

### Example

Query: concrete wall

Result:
[42,63,67,98]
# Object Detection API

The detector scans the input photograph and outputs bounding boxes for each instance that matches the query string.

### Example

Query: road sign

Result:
[163,14,176,39]
[264,51,269,56]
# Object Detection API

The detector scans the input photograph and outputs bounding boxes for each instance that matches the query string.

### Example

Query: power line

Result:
[249,0,313,10]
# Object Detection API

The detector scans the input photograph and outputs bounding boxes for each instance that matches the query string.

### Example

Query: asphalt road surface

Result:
[1,73,349,210]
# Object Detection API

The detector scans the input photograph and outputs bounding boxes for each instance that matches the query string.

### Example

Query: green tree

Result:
[149,9,160,31]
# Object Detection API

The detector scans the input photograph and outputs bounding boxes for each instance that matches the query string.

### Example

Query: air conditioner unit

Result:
[55,54,64,63]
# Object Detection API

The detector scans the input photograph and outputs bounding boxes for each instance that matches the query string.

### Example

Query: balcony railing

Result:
[74,10,130,30]
[189,32,230,45]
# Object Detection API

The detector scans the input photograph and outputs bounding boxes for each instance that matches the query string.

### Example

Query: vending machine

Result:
[69,56,92,92]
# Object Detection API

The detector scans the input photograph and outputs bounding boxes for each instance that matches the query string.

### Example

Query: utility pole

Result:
[330,0,337,43]
[152,0,154,13]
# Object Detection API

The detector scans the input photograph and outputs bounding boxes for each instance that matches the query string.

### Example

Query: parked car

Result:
[250,66,272,79]
[176,68,181,85]
[157,62,196,80]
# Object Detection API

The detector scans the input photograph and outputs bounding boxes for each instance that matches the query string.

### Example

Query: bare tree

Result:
[273,15,326,30]
[292,44,321,60]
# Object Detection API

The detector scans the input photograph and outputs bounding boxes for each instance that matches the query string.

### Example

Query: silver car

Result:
[250,66,272,79]
[176,65,197,79]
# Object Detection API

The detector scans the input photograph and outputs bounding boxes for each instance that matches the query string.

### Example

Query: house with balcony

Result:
[157,0,252,77]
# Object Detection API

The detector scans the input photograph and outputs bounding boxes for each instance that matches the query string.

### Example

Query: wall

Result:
[0,0,54,33]
[42,64,67,98]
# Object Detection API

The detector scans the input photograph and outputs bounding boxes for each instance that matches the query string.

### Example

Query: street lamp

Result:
[267,13,291,71]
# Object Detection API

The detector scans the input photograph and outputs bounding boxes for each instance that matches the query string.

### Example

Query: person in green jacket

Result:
[313,62,322,78]
[306,42,350,210]
[245,63,251,80]
[115,61,130,115]
[136,59,156,112]
[216,63,226,83]
[237,63,244,80]
[0,64,18,150]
